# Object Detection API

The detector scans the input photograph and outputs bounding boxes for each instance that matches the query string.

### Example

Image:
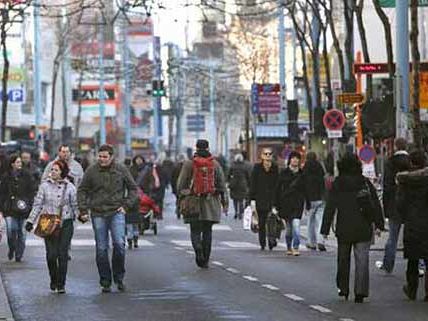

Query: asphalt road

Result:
[0,191,427,321]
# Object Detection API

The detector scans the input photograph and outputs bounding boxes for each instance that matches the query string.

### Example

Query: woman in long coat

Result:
[396,150,428,301]
[228,153,250,220]
[321,153,384,303]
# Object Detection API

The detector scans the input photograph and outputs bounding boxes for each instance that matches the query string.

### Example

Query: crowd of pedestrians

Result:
[0,138,426,305]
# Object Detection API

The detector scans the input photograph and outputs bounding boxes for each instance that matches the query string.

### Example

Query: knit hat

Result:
[196,139,209,150]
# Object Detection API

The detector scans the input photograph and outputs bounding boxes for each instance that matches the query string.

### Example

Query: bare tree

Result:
[355,0,372,97]
[372,0,394,78]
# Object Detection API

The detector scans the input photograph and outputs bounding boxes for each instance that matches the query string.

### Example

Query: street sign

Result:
[327,129,342,139]
[337,93,365,104]
[0,88,25,103]
[323,109,345,131]
[354,62,428,74]
[358,144,376,164]
[251,83,281,114]
[186,114,205,132]
[379,0,428,7]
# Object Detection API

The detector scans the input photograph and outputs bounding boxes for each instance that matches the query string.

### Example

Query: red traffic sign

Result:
[358,144,376,163]
[323,109,345,131]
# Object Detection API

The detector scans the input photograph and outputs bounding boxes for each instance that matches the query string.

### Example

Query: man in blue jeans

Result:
[78,144,138,293]
[377,138,410,273]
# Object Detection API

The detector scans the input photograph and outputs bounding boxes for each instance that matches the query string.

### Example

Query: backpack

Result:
[192,156,215,195]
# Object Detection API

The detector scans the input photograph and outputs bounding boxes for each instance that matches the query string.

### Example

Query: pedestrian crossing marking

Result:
[242,275,258,282]
[261,284,279,291]
[171,240,192,247]
[226,267,240,274]
[25,239,155,247]
[76,224,93,230]
[310,305,332,313]
[164,225,187,231]
[213,225,233,231]
[164,224,232,231]
[220,242,259,249]
[284,294,304,301]
[212,261,224,266]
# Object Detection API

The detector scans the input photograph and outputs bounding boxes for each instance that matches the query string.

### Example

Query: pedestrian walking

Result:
[396,150,428,301]
[376,138,410,273]
[302,151,326,252]
[228,153,250,220]
[171,154,186,219]
[21,150,41,185]
[321,153,384,303]
[127,155,146,249]
[138,160,166,219]
[177,139,228,268]
[249,148,279,251]
[77,144,138,293]
[274,151,307,256]
[25,160,78,293]
[0,155,36,262]
[42,144,84,187]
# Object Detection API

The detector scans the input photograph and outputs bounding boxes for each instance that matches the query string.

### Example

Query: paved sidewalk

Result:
[0,270,14,321]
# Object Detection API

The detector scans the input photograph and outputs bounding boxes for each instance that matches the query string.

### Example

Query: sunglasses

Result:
[263,152,273,156]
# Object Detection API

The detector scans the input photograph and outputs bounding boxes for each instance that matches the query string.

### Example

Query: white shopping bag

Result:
[243,206,252,230]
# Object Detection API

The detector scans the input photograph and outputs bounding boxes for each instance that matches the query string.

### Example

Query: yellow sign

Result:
[337,93,365,104]
[419,72,428,108]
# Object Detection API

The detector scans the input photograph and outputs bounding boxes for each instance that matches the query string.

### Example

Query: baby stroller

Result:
[139,192,161,235]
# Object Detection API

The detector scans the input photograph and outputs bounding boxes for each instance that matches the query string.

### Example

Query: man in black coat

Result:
[249,148,279,250]
[377,138,410,273]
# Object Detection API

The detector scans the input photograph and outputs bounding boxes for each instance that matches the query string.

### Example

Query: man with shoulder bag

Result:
[177,139,228,268]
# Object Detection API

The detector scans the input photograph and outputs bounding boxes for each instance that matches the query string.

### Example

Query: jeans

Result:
[44,219,74,288]
[285,219,301,250]
[92,212,126,286]
[306,201,324,246]
[233,199,245,219]
[126,224,139,240]
[382,219,401,273]
[337,241,371,297]
[5,216,26,260]
[190,221,213,264]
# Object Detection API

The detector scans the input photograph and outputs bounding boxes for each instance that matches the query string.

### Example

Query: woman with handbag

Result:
[321,153,384,303]
[0,154,36,262]
[25,160,78,294]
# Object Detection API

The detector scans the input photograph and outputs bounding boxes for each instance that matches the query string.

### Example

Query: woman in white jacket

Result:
[25,159,78,294]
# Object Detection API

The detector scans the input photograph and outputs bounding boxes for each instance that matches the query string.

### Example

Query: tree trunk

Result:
[322,26,333,109]
[50,58,60,143]
[410,0,422,147]
[299,42,313,131]
[1,21,9,142]
[344,0,356,90]
[372,0,394,78]
[355,0,372,98]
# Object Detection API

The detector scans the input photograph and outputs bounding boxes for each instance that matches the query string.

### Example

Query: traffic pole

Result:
[278,1,288,134]
[396,0,410,139]
[209,65,217,154]
[121,5,132,157]
[98,20,106,145]
[33,0,42,145]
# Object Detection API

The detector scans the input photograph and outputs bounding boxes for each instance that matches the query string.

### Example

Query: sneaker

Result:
[57,287,66,294]
[419,268,425,278]
[292,249,300,256]
[317,244,327,252]
[50,283,57,293]
[375,261,392,274]
[306,244,316,250]
[101,285,111,293]
[286,249,293,256]
[117,282,126,292]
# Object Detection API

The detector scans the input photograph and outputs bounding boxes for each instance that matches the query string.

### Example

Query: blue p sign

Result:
[9,89,24,103]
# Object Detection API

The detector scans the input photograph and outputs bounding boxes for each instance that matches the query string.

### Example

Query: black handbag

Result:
[9,197,29,214]
[356,179,375,221]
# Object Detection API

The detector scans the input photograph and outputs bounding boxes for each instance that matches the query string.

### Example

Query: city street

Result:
[0,192,427,321]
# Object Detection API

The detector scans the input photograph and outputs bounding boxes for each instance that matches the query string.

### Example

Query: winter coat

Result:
[27,178,79,225]
[127,163,146,225]
[43,158,84,188]
[77,161,138,217]
[302,159,325,202]
[0,169,37,218]
[396,168,428,260]
[321,175,384,243]
[171,161,184,196]
[249,163,279,212]
[177,152,227,224]
[137,163,166,204]
[275,167,307,221]
[382,152,410,220]
[228,161,250,201]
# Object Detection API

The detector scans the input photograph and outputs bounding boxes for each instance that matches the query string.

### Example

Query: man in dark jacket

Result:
[303,151,326,251]
[171,154,186,219]
[78,144,138,293]
[250,147,279,250]
[376,138,410,273]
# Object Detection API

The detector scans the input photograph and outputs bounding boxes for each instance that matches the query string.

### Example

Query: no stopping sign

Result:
[323,109,346,131]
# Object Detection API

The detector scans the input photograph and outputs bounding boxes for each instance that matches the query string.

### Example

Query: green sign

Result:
[379,0,428,7]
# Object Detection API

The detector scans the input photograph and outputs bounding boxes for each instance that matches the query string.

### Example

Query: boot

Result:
[133,236,138,248]
[127,240,132,250]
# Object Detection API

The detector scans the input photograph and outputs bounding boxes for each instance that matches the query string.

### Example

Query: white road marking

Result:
[340,319,356,321]
[242,275,258,282]
[213,225,233,231]
[174,247,184,250]
[164,225,188,231]
[284,294,305,301]
[171,240,192,247]
[212,261,224,267]
[226,267,240,274]
[310,305,332,313]
[220,241,259,249]
[261,284,279,291]
[186,250,194,255]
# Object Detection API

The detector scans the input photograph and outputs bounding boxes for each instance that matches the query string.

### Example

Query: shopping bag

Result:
[243,206,252,230]
[250,209,259,233]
